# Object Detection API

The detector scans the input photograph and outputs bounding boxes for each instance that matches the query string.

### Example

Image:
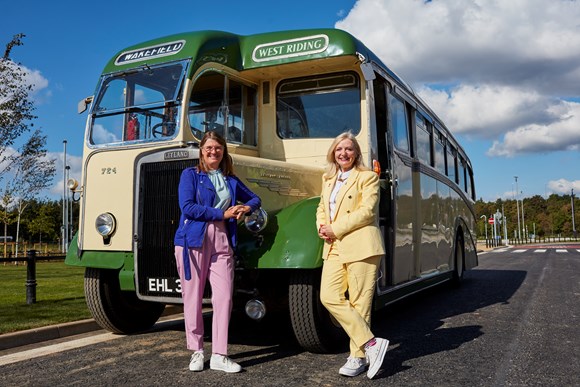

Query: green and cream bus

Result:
[66,28,477,353]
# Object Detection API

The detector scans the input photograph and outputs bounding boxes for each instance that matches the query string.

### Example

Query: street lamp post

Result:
[480,215,488,241]
[62,140,68,253]
[572,189,577,239]
[514,176,521,241]
[502,204,508,246]
[521,191,526,240]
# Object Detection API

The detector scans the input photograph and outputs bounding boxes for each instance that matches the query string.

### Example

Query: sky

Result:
[1,0,579,202]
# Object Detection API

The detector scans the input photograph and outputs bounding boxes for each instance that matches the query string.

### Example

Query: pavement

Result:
[0,305,184,352]
[2,245,497,352]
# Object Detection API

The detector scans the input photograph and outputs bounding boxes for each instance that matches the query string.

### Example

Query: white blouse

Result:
[329,169,352,221]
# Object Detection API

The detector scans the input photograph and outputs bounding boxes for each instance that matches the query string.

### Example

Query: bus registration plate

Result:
[147,277,182,293]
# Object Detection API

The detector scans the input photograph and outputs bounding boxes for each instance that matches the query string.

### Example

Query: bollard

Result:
[26,250,37,305]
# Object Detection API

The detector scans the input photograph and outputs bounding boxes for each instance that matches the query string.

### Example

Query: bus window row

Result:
[389,93,475,201]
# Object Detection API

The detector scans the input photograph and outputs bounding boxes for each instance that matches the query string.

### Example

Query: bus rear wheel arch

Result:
[84,267,165,334]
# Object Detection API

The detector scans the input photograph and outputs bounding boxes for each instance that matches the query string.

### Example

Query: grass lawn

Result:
[0,261,91,334]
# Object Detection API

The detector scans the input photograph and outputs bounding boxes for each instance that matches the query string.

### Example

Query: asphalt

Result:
[2,244,495,352]
[0,305,184,351]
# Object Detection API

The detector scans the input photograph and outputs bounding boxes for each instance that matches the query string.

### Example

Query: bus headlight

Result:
[67,178,79,190]
[244,207,268,233]
[245,299,266,321]
[95,213,116,237]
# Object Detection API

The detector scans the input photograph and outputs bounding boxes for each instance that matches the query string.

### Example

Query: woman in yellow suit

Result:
[316,131,388,379]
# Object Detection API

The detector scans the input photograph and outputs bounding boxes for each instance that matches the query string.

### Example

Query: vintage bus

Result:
[66,28,477,353]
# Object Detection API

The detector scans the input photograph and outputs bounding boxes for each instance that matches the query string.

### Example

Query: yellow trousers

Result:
[320,254,381,358]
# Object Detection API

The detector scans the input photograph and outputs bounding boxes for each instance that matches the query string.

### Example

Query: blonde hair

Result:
[197,131,235,176]
[324,131,368,177]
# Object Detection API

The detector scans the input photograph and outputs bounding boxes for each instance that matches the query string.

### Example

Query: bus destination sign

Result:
[252,34,329,63]
[115,40,185,65]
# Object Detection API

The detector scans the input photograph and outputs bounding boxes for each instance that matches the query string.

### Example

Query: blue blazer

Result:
[174,167,261,280]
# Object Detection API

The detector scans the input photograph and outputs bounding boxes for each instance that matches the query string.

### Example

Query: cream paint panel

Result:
[80,149,142,251]
[258,69,369,168]
[232,153,323,213]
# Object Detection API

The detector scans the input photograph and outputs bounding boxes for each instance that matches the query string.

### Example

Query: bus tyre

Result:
[84,267,165,334]
[288,270,347,353]
[452,233,465,286]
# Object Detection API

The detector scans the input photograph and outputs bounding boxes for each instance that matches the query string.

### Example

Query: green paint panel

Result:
[65,234,129,270]
[101,28,386,76]
[236,197,324,269]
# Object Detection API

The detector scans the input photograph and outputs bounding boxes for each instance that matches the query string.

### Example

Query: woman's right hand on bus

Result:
[224,205,250,220]
[223,206,239,220]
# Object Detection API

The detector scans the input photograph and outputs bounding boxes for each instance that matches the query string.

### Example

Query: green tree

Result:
[7,130,56,256]
[0,34,56,255]
[0,34,37,176]
[0,190,16,257]
[27,204,56,245]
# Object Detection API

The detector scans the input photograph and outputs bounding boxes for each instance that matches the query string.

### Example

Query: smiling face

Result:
[201,138,224,170]
[334,138,357,172]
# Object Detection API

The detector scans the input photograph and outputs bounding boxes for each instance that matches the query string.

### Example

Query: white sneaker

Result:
[189,351,204,372]
[365,337,389,379]
[339,356,367,377]
[210,354,242,373]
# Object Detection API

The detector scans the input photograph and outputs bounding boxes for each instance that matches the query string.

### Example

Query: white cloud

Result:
[337,0,580,156]
[0,60,50,105]
[547,179,580,195]
[487,101,580,156]
[22,65,51,105]
[416,84,557,138]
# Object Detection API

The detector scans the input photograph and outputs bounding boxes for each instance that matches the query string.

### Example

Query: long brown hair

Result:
[197,131,235,176]
[324,131,368,177]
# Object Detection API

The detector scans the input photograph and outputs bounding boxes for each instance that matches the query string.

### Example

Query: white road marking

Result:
[534,249,547,253]
[0,332,119,366]
[556,249,568,253]
[512,249,527,253]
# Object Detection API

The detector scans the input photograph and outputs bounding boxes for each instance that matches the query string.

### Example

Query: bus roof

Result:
[102,28,470,169]
[103,28,392,76]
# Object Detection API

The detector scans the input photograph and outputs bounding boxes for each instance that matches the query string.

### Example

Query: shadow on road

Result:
[372,268,526,379]
[151,267,526,377]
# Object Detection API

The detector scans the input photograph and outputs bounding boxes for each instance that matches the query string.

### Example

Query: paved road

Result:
[1,245,578,386]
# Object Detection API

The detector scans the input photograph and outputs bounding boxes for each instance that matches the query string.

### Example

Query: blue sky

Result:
[2,0,579,202]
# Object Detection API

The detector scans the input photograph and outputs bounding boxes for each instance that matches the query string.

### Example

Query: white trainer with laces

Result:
[339,356,367,377]
[365,337,389,379]
[210,354,242,373]
[189,351,204,372]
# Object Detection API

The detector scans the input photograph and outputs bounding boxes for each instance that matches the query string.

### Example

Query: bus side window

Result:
[458,156,466,192]
[446,145,457,184]
[188,72,257,146]
[388,94,409,153]
[467,166,475,200]
[415,112,431,166]
[433,130,445,175]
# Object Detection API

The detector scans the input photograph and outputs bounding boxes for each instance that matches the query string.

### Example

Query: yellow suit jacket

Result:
[316,169,385,262]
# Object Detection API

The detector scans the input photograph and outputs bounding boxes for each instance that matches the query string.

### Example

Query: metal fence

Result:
[480,235,580,248]
[0,250,66,305]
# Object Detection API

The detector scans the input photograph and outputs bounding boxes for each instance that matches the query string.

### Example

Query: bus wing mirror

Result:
[360,63,376,81]
[78,96,94,114]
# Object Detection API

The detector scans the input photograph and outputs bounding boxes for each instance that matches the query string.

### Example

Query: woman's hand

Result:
[318,224,336,243]
[224,205,251,220]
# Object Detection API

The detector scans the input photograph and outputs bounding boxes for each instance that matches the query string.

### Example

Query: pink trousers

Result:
[174,221,234,355]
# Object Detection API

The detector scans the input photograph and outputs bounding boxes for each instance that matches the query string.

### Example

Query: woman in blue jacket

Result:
[174,131,261,373]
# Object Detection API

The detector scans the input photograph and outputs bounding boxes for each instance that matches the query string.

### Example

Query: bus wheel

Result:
[84,267,165,334]
[452,233,465,286]
[288,270,347,353]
